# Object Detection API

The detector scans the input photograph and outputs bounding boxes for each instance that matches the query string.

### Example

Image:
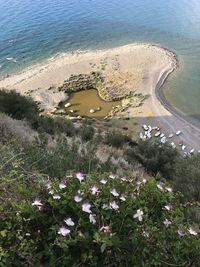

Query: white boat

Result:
[148,125,152,132]
[190,148,195,154]
[176,130,182,136]
[142,124,149,131]
[168,134,174,138]
[155,131,161,137]
[160,133,165,138]
[181,145,186,151]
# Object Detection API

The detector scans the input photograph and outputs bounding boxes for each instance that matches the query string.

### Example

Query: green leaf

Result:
[101,243,106,253]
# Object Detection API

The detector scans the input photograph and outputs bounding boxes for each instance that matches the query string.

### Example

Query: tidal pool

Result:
[64,89,121,118]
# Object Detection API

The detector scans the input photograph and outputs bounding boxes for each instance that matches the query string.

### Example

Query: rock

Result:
[65,102,71,108]
[89,109,95,113]
[97,107,101,111]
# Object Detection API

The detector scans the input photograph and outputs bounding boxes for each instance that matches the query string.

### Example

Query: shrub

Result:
[0,89,39,123]
[35,115,76,136]
[173,155,200,202]
[0,168,199,267]
[105,131,132,148]
[126,140,179,178]
[79,125,95,141]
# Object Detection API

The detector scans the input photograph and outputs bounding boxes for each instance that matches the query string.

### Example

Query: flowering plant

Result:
[0,172,199,266]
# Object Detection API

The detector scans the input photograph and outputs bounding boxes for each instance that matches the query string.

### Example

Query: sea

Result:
[0,0,200,121]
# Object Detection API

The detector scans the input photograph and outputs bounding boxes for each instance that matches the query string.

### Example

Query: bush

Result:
[126,140,179,178]
[173,155,200,202]
[79,125,95,141]
[105,131,132,148]
[34,115,76,136]
[0,167,199,266]
[0,89,39,123]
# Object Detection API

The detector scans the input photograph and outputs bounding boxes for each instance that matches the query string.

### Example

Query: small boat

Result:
[176,130,182,136]
[142,124,149,131]
[190,148,195,154]
[168,134,174,138]
[160,133,165,138]
[155,131,161,137]
[181,145,186,151]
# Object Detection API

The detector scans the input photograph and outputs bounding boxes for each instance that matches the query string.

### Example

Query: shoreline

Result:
[0,42,199,150]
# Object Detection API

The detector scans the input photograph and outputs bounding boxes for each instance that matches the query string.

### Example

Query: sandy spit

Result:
[0,43,199,151]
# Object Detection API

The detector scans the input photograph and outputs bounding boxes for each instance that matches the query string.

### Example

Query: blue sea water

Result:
[0,0,200,120]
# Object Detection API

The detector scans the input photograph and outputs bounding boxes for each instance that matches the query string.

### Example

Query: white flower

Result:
[59,182,66,189]
[163,219,172,227]
[178,230,186,237]
[58,227,70,236]
[133,209,144,222]
[143,178,147,184]
[74,195,82,203]
[102,203,110,210]
[120,177,127,182]
[109,201,119,210]
[165,186,173,192]
[100,179,107,185]
[164,204,172,211]
[64,218,75,226]
[76,172,85,183]
[89,214,96,224]
[53,195,61,200]
[90,185,100,195]
[32,199,42,206]
[109,174,116,180]
[82,202,92,213]
[157,183,164,191]
[110,188,119,197]
[120,195,126,202]
[188,227,198,236]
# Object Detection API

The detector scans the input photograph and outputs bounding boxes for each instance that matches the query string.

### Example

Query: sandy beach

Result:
[0,43,200,152]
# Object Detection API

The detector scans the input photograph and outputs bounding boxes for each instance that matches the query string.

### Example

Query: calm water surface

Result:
[0,0,200,120]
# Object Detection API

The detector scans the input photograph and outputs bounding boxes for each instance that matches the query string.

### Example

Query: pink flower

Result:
[157,183,164,191]
[53,195,61,200]
[109,174,116,180]
[58,227,70,236]
[32,199,42,207]
[90,185,100,195]
[120,195,126,202]
[82,202,92,213]
[45,182,52,190]
[74,195,82,203]
[59,182,66,189]
[133,209,144,222]
[163,219,172,227]
[89,214,97,224]
[178,230,186,237]
[165,186,173,192]
[164,204,172,211]
[120,177,127,182]
[110,188,119,197]
[110,201,119,210]
[100,179,107,185]
[64,218,75,226]
[188,227,198,236]
[76,172,85,183]
[99,226,112,233]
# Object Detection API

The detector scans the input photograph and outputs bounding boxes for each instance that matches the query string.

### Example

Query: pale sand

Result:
[0,43,199,151]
